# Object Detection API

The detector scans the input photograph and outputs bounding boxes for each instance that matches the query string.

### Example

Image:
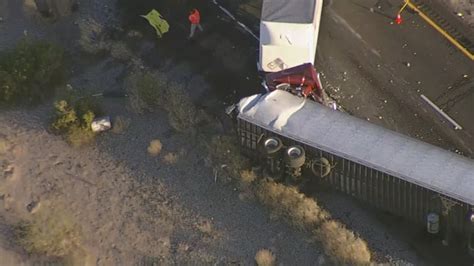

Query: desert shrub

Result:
[315,220,371,265]
[0,38,64,105]
[196,219,213,236]
[125,71,200,132]
[111,116,131,134]
[109,41,133,61]
[78,18,109,54]
[163,152,178,164]
[256,180,371,265]
[51,95,101,146]
[165,82,198,132]
[240,169,257,184]
[256,180,329,229]
[125,71,167,113]
[15,209,81,257]
[255,249,275,266]
[206,135,250,180]
[148,139,163,156]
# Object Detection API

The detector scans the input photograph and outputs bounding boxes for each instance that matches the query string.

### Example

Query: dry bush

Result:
[111,116,130,134]
[163,152,178,164]
[109,41,133,61]
[315,221,371,265]
[15,208,81,257]
[207,135,250,180]
[0,38,64,105]
[124,71,167,113]
[124,71,201,132]
[78,18,109,54]
[240,169,257,184]
[196,220,213,235]
[255,249,275,266]
[66,124,96,147]
[165,82,198,132]
[256,180,329,229]
[51,97,100,147]
[148,139,163,156]
[255,180,371,265]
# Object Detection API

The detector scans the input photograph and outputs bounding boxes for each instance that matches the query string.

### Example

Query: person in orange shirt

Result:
[188,8,203,39]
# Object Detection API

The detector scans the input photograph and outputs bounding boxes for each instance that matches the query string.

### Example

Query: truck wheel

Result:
[261,137,283,157]
[284,145,305,168]
[311,157,331,177]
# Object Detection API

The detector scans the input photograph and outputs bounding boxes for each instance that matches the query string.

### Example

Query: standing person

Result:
[188,8,203,39]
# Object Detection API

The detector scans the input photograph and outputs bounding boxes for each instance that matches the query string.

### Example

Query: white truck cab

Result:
[258,0,324,72]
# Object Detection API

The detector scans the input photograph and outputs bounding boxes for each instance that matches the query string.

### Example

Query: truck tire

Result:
[311,157,331,177]
[261,137,283,157]
[284,145,305,168]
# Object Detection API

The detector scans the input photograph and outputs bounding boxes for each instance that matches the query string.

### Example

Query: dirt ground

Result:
[0,0,473,265]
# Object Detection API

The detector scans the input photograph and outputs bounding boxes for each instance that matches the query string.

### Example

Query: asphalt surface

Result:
[319,0,473,155]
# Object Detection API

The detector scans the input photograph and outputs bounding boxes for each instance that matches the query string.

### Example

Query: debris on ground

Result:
[91,116,112,132]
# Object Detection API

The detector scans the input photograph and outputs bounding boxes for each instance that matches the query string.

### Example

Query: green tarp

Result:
[141,9,169,38]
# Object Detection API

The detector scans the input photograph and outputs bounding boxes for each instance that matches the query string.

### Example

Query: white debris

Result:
[383,100,388,103]
[463,74,469,78]
[417,81,422,85]
[378,116,383,120]
[91,116,111,132]
[405,62,411,67]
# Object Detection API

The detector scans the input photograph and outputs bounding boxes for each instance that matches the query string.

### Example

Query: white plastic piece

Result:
[91,116,111,132]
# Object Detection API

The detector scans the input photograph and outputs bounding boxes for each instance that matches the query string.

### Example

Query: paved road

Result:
[320,0,473,154]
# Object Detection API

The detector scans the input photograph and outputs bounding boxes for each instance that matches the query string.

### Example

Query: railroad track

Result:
[409,0,474,56]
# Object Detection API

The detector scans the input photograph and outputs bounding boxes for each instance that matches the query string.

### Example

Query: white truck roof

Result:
[238,90,474,205]
[261,0,317,23]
